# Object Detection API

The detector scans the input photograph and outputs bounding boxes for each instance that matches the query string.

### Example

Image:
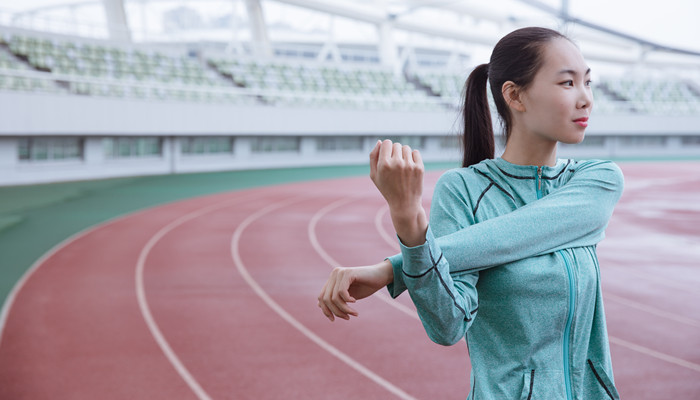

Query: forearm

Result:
[399,227,478,346]
[392,186,612,277]
[389,160,624,295]
[389,206,429,248]
[375,258,395,285]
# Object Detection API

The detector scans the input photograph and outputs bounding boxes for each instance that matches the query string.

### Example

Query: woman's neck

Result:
[501,131,558,167]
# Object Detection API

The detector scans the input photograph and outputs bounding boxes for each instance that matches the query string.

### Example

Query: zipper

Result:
[559,250,576,400]
[535,167,575,399]
[535,168,574,398]
[535,166,574,398]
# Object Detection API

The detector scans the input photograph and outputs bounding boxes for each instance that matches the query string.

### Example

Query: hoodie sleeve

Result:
[391,169,480,345]
[388,159,624,298]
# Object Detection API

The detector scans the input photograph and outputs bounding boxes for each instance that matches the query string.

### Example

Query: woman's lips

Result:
[574,117,589,127]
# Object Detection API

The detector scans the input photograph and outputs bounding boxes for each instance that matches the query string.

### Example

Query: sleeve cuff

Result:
[399,225,443,278]
[386,253,405,299]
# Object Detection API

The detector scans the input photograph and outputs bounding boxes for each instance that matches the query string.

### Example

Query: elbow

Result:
[425,321,470,346]
[418,302,477,346]
[430,333,464,347]
[600,161,625,201]
[608,162,625,199]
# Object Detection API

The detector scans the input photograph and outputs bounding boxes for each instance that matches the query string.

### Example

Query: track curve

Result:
[0,163,698,399]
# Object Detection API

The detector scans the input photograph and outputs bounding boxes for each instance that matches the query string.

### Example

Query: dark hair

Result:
[461,27,569,167]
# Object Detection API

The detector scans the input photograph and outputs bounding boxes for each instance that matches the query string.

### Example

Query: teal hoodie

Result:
[387,157,624,400]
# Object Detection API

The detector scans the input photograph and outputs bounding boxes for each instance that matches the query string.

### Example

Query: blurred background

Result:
[0,2,699,399]
[0,0,698,186]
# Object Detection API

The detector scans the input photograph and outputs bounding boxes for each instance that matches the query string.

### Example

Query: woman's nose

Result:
[579,88,593,109]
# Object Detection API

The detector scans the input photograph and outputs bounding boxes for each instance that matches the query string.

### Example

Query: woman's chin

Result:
[560,134,586,145]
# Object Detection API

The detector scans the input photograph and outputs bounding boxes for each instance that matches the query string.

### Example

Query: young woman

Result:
[318,27,623,399]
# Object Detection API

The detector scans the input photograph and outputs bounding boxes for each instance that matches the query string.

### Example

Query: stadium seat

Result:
[1,31,698,114]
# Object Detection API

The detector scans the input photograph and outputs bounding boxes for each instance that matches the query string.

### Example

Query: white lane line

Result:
[622,176,700,191]
[371,195,700,374]
[604,293,700,328]
[0,202,186,347]
[0,224,101,346]
[231,197,418,400]
[136,193,261,400]
[607,264,700,294]
[308,198,418,320]
[609,335,700,373]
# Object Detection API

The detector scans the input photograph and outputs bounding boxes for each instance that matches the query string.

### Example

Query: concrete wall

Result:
[0,91,698,186]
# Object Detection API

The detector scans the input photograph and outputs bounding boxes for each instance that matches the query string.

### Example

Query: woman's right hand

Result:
[369,140,428,248]
[317,259,394,321]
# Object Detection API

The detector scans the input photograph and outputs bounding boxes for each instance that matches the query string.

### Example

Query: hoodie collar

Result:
[492,157,571,179]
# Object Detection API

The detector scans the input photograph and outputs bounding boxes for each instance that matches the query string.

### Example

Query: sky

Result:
[0,0,698,53]
[567,0,698,52]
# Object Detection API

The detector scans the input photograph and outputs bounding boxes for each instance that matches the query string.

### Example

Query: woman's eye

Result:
[561,80,574,86]
[585,80,593,86]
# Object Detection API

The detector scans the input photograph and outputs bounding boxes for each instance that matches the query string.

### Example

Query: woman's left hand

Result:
[369,140,428,247]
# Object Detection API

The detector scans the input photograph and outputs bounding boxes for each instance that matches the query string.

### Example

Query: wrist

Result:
[390,207,428,248]
[377,259,395,285]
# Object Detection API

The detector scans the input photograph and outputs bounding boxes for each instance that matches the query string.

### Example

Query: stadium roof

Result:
[1,0,699,67]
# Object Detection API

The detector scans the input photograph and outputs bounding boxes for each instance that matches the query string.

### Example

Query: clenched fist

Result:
[369,140,428,247]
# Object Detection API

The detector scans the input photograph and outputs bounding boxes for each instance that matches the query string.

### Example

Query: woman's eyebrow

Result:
[558,68,592,76]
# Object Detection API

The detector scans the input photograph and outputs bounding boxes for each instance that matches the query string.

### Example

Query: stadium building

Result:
[1,0,699,186]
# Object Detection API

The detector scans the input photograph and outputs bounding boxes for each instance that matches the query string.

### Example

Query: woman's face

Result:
[517,38,593,145]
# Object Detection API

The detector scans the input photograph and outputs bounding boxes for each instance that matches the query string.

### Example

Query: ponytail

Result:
[461,63,494,168]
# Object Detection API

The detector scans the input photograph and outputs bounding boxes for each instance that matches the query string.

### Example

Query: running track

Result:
[0,162,698,399]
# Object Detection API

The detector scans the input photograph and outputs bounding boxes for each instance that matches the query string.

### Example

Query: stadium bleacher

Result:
[207,57,444,111]
[2,31,699,115]
[1,21,699,187]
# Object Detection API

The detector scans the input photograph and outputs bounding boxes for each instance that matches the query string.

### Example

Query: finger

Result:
[318,299,334,321]
[324,289,349,320]
[340,289,356,304]
[412,148,424,169]
[323,274,351,320]
[331,270,358,317]
[334,269,357,304]
[369,140,381,180]
[402,145,412,163]
[334,298,358,319]
[379,139,393,165]
[392,142,403,161]
[332,273,358,317]
[318,283,335,321]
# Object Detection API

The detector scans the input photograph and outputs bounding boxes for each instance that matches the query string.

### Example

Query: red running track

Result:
[0,162,699,399]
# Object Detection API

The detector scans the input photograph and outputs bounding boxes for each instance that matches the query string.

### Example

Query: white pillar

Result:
[300,137,315,159]
[102,0,131,43]
[317,15,341,62]
[0,137,17,168]
[378,20,397,69]
[561,0,570,17]
[235,137,253,159]
[139,0,147,41]
[227,0,245,55]
[83,137,104,165]
[244,0,272,58]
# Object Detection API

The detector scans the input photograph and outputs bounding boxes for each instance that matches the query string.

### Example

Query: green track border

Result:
[1,157,698,310]
[0,162,458,310]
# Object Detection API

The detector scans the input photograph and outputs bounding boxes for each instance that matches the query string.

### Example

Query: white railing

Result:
[0,8,110,40]
[0,67,451,111]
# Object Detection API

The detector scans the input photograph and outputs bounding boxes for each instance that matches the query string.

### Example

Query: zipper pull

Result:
[537,166,542,191]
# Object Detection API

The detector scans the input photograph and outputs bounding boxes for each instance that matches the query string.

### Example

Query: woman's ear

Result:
[502,81,526,112]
